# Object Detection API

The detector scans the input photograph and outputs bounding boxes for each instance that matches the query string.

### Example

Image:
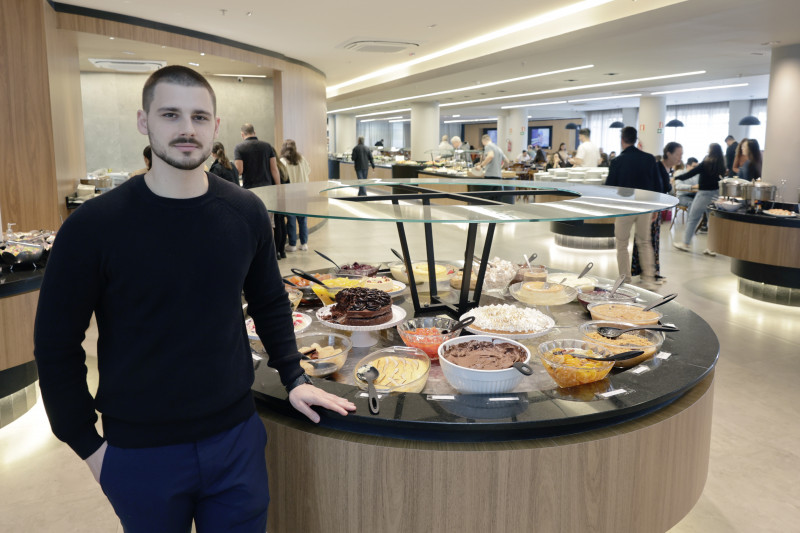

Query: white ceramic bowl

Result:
[438,335,531,394]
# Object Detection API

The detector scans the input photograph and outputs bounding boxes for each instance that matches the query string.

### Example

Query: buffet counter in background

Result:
[0,268,43,428]
[708,205,800,306]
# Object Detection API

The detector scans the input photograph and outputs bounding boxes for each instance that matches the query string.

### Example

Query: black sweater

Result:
[674,160,723,191]
[34,174,302,459]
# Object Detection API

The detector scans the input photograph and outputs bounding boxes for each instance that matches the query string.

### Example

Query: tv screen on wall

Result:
[528,126,553,149]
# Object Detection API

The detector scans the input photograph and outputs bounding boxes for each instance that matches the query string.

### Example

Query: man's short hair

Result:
[451,136,461,143]
[241,123,256,135]
[725,135,735,142]
[142,65,216,114]
[687,157,699,165]
[578,128,591,137]
[620,126,637,145]
[441,134,449,142]
[481,134,491,142]
[358,136,365,144]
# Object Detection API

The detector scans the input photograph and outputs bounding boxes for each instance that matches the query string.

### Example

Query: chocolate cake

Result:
[327,288,393,326]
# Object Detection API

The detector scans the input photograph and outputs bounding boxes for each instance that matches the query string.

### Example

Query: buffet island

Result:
[248,179,718,533]
[708,203,800,306]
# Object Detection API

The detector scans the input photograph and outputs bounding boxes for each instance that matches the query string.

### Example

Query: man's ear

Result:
[137,110,148,135]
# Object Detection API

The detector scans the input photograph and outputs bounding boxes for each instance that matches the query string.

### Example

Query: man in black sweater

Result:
[724,135,738,177]
[34,66,354,532]
[605,127,662,291]
[351,135,374,196]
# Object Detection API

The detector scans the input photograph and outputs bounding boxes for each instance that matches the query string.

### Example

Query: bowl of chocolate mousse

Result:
[438,336,531,394]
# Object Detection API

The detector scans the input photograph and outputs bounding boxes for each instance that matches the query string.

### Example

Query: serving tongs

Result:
[314,250,341,270]
[290,268,328,287]
[571,349,646,362]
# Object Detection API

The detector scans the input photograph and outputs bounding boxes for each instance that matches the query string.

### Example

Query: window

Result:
[584,110,624,156]
[746,99,767,149]
[664,102,729,162]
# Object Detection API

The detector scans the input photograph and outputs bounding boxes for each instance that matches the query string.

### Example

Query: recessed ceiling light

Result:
[452,114,461,118]
[200,53,205,56]
[109,37,114,40]
[188,62,200,66]
[439,70,705,107]
[327,0,613,95]
[327,65,593,114]
[651,83,748,95]
[428,24,437,29]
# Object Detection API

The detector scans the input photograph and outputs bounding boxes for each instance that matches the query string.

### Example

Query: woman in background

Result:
[556,142,570,167]
[209,142,240,185]
[673,143,726,252]
[731,137,749,175]
[737,139,762,182]
[280,139,311,252]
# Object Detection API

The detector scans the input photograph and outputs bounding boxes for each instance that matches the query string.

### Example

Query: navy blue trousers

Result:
[99,412,269,533]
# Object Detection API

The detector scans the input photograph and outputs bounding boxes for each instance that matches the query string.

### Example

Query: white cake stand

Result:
[316,305,407,347]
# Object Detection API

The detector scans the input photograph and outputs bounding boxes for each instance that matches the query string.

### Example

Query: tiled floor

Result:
[1,214,798,532]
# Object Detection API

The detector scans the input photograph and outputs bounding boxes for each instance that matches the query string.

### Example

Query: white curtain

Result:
[664,102,729,162]
[584,110,624,156]
[746,99,768,149]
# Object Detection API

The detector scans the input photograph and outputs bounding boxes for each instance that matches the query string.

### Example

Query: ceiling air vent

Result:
[342,41,419,54]
[89,58,167,73]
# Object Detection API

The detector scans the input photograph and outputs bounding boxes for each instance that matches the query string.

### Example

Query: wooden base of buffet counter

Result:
[0,286,40,427]
[259,373,714,533]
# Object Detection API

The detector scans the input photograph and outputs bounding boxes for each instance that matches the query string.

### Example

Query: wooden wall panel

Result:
[0,291,38,372]
[44,3,86,224]
[0,0,60,230]
[708,214,800,268]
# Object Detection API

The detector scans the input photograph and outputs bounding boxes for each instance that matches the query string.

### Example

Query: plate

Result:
[386,281,407,297]
[763,209,797,218]
[508,281,578,306]
[245,312,311,339]
[316,305,407,332]
[460,306,555,340]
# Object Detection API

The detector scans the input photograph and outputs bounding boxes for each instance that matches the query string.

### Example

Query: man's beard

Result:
[149,135,211,171]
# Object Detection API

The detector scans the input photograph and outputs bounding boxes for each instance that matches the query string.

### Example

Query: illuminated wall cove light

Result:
[326,0,613,96]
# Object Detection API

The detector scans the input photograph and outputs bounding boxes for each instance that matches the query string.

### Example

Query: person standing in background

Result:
[724,135,738,177]
[234,123,284,257]
[209,142,239,185]
[33,65,355,533]
[557,142,570,167]
[474,133,510,203]
[632,141,681,284]
[605,126,662,290]
[737,139,762,182]
[351,136,374,197]
[569,128,601,167]
[673,143,726,253]
[280,139,311,252]
[438,134,454,157]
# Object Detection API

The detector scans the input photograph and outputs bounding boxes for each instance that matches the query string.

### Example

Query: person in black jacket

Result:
[605,127,662,290]
[673,143,725,252]
[724,135,738,177]
[209,141,239,185]
[351,136,374,196]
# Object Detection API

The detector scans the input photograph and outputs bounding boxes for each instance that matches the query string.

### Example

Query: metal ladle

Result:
[597,324,679,339]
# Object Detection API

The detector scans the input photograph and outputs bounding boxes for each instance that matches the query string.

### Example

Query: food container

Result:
[578,321,665,368]
[587,301,662,325]
[284,273,333,302]
[295,332,352,378]
[537,339,615,388]
[388,260,457,291]
[713,199,745,212]
[546,273,597,292]
[718,177,749,198]
[438,335,531,394]
[353,346,430,394]
[508,281,577,306]
[285,286,302,311]
[746,180,777,202]
[576,285,639,311]
[1,241,44,268]
[397,316,461,360]
[335,263,380,277]
[81,176,112,189]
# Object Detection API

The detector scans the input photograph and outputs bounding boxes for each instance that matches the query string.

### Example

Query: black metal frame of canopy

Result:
[338,183,576,317]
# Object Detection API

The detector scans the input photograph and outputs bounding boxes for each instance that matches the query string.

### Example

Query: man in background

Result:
[351,135,374,196]
[724,135,738,176]
[605,126,662,290]
[569,128,601,167]
[234,123,279,188]
[438,134,454,157]
[474,133,510,202]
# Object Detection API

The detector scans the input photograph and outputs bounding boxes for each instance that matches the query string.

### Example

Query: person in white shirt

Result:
[438,135,454,157]
[569,128,600,167]
[517,150,532,163]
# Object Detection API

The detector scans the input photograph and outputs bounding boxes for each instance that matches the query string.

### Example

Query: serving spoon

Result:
[314,250,341,270]
[570,349,645,362]
[290,268,328,287]
[441,316,475,335]
[597,324,679,339]
[608,275,626,297]
[642,293,678,312]
[577,261,594,279]
[356,366,381,415]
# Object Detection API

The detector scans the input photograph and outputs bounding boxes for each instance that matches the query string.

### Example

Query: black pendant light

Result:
[609,121,625,128]
[666,119,684,127]
[565,122,579,130]
[738,115,761,126]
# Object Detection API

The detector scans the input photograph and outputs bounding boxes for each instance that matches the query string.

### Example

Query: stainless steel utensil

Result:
[597,324,679,339]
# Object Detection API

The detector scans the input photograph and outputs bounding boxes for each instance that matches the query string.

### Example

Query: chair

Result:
[670,204,688,230]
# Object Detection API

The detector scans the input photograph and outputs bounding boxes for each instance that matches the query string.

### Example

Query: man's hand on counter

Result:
[288,384,357,423]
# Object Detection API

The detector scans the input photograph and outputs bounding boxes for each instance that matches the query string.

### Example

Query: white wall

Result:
[80,72,274,174]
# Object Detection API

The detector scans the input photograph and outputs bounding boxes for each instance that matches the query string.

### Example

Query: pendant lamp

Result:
[738,115,761,126]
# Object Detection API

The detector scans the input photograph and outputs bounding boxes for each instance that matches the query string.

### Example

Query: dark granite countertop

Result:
[0,266,45,298]
[711,203,800,227]
[252,274,719,442]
